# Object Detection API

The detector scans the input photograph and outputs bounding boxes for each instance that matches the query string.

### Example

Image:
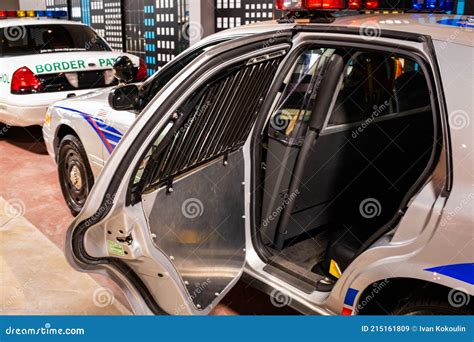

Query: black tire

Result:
[58,135,94,216]
[393,296,472,315]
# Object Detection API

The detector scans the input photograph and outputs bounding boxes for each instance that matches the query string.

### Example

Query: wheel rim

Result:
[69,165,83,191]
[61,149,89,211]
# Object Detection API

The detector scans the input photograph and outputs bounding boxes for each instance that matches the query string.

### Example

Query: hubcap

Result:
[69,165,83,190]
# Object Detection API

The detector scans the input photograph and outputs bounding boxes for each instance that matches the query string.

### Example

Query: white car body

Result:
[64,12,473,317]
[0,18,139,127]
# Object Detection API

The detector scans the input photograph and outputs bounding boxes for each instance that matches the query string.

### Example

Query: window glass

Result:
[140,49,204,106]
[269,48,334,142]
[328,52,431,126]
[139,41,231,108]
[0,24,110,57]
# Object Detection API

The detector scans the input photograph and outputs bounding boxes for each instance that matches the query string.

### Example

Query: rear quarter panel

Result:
[323,41,473,315]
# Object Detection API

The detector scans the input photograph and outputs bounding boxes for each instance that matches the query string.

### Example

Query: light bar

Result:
[276,0,379,11]
[277,0,349,10]
[0,10,68,19]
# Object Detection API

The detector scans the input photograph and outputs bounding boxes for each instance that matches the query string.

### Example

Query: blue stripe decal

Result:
[93,118,124,137]
[437,18,474,28]
[54,106,123,154]
[103,131,121,144]
[425,263,474,285]
[343,288,358,307]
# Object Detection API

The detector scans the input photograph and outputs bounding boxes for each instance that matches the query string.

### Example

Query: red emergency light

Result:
[0,10,19,18]
[276,0,379,10]
[348,0,362,9]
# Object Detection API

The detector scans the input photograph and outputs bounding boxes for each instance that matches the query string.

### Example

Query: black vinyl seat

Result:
[282,55,434,271]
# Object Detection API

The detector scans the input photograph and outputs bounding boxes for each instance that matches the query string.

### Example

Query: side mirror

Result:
[113,56,135,83]
[109,84,140,111]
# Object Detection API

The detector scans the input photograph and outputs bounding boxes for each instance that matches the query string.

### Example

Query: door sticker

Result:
[107,240,125,256]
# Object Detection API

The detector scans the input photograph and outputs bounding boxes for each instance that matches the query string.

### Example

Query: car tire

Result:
[58,134,94,216]
[393,296,472,315]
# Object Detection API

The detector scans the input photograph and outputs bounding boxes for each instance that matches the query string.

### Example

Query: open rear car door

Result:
[66,31,293,315]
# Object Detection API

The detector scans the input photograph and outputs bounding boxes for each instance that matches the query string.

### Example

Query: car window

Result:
[328,52,431,126]
[134,52,285,190]
[140,41,230,107]
[269,48,335,144]
[0,24,110,57]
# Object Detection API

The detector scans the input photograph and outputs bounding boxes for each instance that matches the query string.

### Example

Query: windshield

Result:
[0,24,110,57]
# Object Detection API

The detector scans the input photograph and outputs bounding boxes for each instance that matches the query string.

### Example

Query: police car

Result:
[65,0,473,316]
[0,10,145,128]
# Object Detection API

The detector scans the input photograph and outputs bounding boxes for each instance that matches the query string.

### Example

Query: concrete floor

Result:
[0,197,130,315]
[0,126,296,315]
[0,126,132,314]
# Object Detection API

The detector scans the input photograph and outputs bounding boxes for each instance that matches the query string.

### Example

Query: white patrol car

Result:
[44,32,248,215]
[0,10,145,128]
[64,0,473,317]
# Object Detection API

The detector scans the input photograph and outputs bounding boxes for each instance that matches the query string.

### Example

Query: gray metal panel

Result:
[147,150,245,309]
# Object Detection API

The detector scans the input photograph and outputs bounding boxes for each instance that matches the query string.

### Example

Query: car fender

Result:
[323,179,473,315]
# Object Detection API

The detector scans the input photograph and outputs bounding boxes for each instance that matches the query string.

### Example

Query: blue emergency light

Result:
[412,0,454,11]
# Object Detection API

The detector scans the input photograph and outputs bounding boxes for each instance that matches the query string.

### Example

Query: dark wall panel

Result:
[70,0,83,21]
[123,0,188,74]
[46,0,68,11]
[215,0,278,32]
[123,0,146,60]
